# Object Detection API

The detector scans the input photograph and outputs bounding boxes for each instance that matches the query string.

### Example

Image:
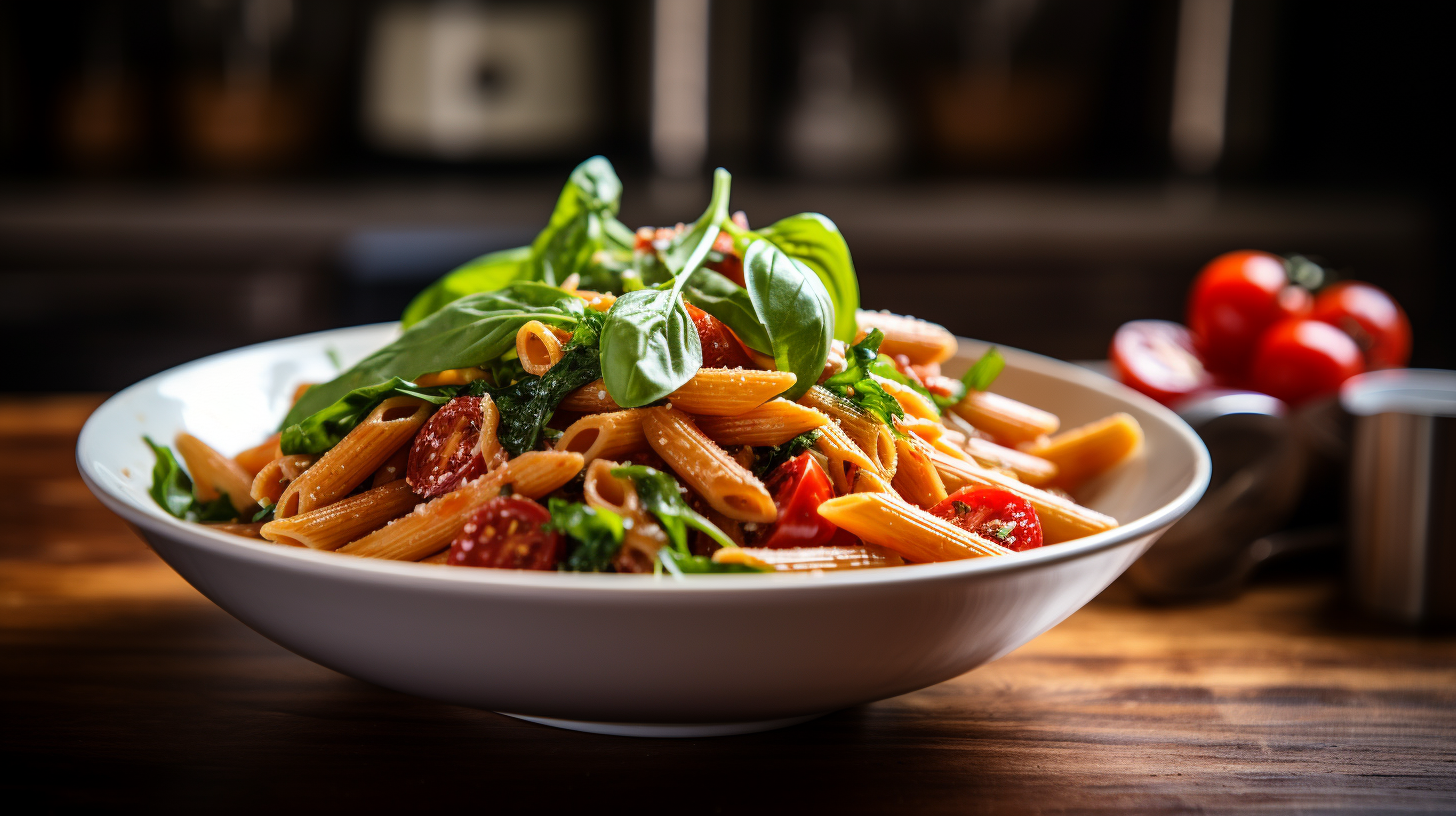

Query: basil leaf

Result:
[471,343,603,455]
[548,498,625,572]
[193,493,239,522]
[143,437,241,522]
[660,168,731,277]
[284,282,581,429]
[658,548,766,575]
[753,213,861,343]
[400,246,531,329]
[867,353,960,416]
[610,465,736,553]
[962,347,1006,392]
[823,329,904,429]
[281,377,456,455]
[742,240,834,400]
[682,268,772,353]
[751,430,821,478]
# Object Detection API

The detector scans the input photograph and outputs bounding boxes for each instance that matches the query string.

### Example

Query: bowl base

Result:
[500,712,827,738]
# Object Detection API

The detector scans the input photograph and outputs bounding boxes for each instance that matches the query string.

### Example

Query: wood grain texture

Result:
[2,396,1454,813]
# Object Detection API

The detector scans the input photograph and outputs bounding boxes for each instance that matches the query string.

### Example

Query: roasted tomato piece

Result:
[1249,318,1364,406]
[407,396,487,498]
[704,230,746,287]
[930,487,1043,552]
[1310,281,1411,370]
[684,302,755,369]
[1187,250,1309,380]
[448,496,561,570]
[756,453,851,549]
[1109,320,1214,405]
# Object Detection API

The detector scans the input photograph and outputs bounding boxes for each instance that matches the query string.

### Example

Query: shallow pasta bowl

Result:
[78,323,1209,738]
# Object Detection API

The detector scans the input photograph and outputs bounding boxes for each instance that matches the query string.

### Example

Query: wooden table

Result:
[4,396,1454,812]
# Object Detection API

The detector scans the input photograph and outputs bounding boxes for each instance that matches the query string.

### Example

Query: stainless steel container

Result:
[1342,369,1456,625]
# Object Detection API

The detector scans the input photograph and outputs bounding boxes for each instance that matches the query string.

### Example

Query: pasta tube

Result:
[274,396,433,518]
[234,432,281,476]
[694,400,829,447]
[642,407,777,523]
[370,444,410,488]
[817,493,1011,561]
[872,374,939,421]
[891,434,948,509]
[260,480,420,550]
[928,449,1118,544]
[413,367,488,387]
[250,454,317,506]
[798,386,896,475]
[515,320,569,376]
[950,390,1060,446]
[175,433,258,515]
[561,369,799,416]
[711,545,905,572]
[855,310,958,365]
[1022,412,1143,489]
[338,450,584,561]
[962,436,1059,487]
[583,458,666,572]
[555,409,650,463]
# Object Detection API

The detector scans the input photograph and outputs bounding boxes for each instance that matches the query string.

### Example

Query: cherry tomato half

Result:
[757,453,854,549]
[1249,318,1364,407]
[1187,250,1309,380]
[1109,320,1214,405]
[684,302,755,369]
[929,487,1043,551]
[1310,281,1411,370]
[448,496,561,570]
[704,230,746,287]
[407,396,487,498]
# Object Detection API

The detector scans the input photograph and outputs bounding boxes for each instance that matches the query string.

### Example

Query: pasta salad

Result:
[145,158,1142,574]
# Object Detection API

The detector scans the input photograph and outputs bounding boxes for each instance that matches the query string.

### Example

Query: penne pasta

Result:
[928,449,1118,544]
[418,549,451,564]
[961,436,1059,487]
[559,380,622,413]
[261,480,420,550]
[234,432,281,477]
[583,458,666,572]
[798,386,896,476]
[711,545,905,572]
[856,310,958,365]
[872,374,940,421]
[851,467,896,495]
[175,432,258,515]
[204,521,268,539]
[414,367,488,387]
[812,420,878,474]
[642,407,777,523]
[275,396,433,519]
[818,493,1011,561]
[1022,412,1143,490]
[555,409,650,463]
[370,444,410,488]
[338,451,584,561]
[891,434,948,509]
[574,290,616,312]
[250,453,318,506]
[951,390,1060,446]
[561,369,798,417]
[516,320,570,376]
[694,400,830,447]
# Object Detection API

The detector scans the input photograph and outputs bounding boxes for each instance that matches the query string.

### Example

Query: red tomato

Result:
[705,230,746,287]
[1249,318,1364,406]
[1187,250,1309,379]
[1310,281,1411,369]
[757,453,851,549]
[1109,320,1214,405]
[929,487,1043,552]
[407,396,487,498]
[448,496,561,570]
[684,302,755,369]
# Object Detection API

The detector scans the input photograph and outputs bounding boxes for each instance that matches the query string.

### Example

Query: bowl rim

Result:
[78,323,1211,596]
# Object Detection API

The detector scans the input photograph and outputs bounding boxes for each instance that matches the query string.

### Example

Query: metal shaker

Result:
[1342,369,1456,625]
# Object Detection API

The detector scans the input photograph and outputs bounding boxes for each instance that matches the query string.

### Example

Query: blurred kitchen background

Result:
[1,0,1450,391]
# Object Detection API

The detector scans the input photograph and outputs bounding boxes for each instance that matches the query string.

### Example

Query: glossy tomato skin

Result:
[407,396,487,498]
[684,302,755,369]
[929,487,1043,551]
[1249,318,1364,407]
[757,453,850,549]
[1109,320,1214,405]
[448,496,562,570]
[1187,250,1307,380]
[1310,281,1411,369]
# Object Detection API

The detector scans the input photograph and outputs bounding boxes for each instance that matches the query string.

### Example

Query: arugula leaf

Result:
[962,347,1006,392]
[751,430,821,478]
[547,498,625,572]
[598,169,731,407]
[143,437,240,522]
[681,268,771,353]
[749,213,861,344]
[742,240,834,400]
[281,377,457,455]
[610,465,736,554]
[469,343,603,456]
[400,246,532,329]
[285,282,582,429]
[657,548,766,574]
[823,329,904,428]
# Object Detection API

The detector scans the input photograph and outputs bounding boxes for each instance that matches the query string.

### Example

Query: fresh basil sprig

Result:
[744,212,861,344]
[681,268,772,353]
[281,378,457,455]
[741,240,834,400]
[823,329,904,429]
[143,437,240,522]
[962,347,1006,392]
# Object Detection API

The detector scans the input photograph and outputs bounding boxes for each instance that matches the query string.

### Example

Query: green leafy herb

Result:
[324,347,343,371]
[285,282,583,429]
[657,548,766,574]
[867,353,965,413]
[547,498,626,572]
[400,246,533,328]
[990,522,1015,541]
[281,377,456,455]
[468,342,603,456]
[752,430,821,478]
[746,212,861,344]
[681,268,772,353]
[962,347,1006,392]
[143,437,240,522]
[251,503,276,523]
[598,169,731,407]
[823,329,904,429]
[610,465,735,555]
[741,240,834,400]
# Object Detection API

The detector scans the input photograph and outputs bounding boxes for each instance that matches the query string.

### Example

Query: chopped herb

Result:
[952,500,973,517]
[658,548,766,575]
[250,503,275,523]
[467,341,603,456]
[989,522,1015,541]
[547,498,625,572]
[962,347,1006,392]
[143,436,241,523]
[610,465,735,555]
[751,430,821,477]
[823,329,904,430]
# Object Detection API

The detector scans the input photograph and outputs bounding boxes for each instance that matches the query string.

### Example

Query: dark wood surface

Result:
[3,395,1454,813]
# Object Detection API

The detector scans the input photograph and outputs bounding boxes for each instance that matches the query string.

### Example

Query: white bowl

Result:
[78,324,1209,738]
